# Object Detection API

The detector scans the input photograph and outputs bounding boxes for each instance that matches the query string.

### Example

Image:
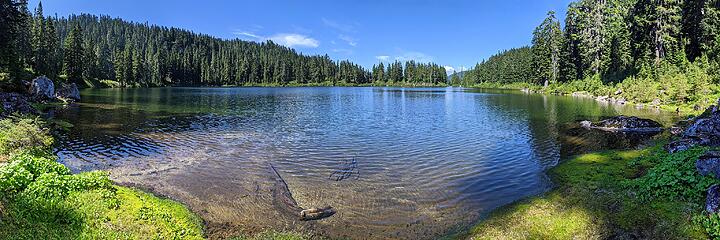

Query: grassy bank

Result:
[468,143,720,239]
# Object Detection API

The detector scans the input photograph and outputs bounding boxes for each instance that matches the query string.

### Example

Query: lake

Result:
[53,87,679,239]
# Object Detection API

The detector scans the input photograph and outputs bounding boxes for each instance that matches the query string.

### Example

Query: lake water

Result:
[53,87,679,239]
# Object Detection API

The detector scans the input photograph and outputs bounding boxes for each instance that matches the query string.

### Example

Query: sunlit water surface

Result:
[54,87,679,239]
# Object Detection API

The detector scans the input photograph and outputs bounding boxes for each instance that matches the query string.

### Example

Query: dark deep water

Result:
[53,87,679,239]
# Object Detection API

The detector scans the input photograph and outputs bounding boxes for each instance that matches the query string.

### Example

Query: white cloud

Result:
[232,31,264,40]
[338,34,357,47]
[269,33,319,48]
[233,31,319,48]
[395,51,434,63]
[376,55,390,62]
[332,48,353,55]
[322,18,356,32]
[444,66,469,74]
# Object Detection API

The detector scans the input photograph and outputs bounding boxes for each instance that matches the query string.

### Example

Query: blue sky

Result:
[30,0,573,73]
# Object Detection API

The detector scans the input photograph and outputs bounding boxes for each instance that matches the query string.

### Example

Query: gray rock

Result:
[582,116,663,132]
[0,93,37,117]
[670,126,684,135]
[697,151,720,178]
[665,99,720,153]
[707,185,720,213]
[28,76,55,101]
[665,137,712,153]
[580,120,593,129]
[55,83,80,102]
[684,117,720,138]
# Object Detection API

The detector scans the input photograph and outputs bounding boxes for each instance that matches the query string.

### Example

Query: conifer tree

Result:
[62,24,84,83]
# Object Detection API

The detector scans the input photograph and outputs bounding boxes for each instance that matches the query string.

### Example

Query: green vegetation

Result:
[463,0,720,112]
[469,144,720,239]
[0,116,53,158]
[0,116,205,239]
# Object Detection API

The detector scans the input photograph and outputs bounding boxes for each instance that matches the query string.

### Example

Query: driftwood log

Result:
[269,164,336,221]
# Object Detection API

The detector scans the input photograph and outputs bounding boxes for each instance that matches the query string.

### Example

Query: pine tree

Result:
[631,0,684,64]
[532,11,564,85]
[0,0,25,81]
[16,0,31,68]
[44,17,59,77]
[31,1,48,76]
[62,24,84,83]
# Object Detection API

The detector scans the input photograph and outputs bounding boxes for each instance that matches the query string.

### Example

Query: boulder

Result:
[707,185,720,213]
[580,120,593,129]
[0,92,37,117]
[581,116,663,132]
[697,151,720,178]
[55,83,80,102]
[666,100,720,152]
[28,76,55,101]
[665,137,713,153]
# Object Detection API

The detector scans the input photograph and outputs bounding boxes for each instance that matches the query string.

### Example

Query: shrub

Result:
[618,75,660,103]
[0,160,34,195]
[0,150,113,222]
[0,116,54,157]
[630,147,719,201]
[698,213,720,239]
[0,152,70,195]
[9,152,70,177]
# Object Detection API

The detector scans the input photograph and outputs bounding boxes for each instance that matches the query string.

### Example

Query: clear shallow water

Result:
[54,87,679,239]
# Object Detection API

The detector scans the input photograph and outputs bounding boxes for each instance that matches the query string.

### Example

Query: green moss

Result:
[0,185,205,240]
[469,146,710,239]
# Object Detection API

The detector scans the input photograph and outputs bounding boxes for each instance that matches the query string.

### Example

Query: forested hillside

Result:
[0,1,447,88]
[465,0,720,108]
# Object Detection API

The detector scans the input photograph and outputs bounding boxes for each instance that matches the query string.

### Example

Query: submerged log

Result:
[269,163,335,221]
[299,206,336,221]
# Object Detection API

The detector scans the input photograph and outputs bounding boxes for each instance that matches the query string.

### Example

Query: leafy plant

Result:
[630,147,719,201]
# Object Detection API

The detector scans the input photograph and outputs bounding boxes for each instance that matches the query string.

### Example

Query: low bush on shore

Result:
[0,116,53,159]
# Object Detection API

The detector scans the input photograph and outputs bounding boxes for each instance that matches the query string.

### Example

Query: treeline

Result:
[0,1,448,88]
[463,47,533,86]
[465,0,720,106]
[371,60,448,85]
